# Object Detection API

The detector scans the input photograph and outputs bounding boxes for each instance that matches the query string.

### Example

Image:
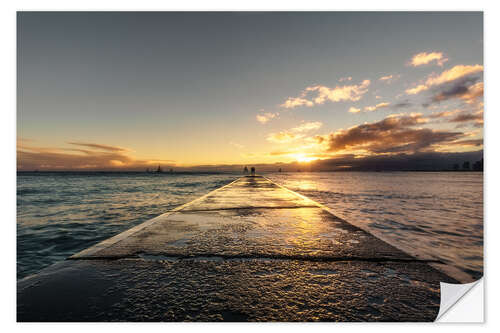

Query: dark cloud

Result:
[317,113,464,154]
[391,101,413,109]
[430,76,482,104]
[67,142,130,152]
[450,112,483,123]
[427,110,483,128]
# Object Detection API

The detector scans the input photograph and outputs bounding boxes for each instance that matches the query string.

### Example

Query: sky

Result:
[17,12,483,170]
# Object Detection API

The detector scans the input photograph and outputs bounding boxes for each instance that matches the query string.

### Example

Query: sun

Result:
[292,153,318,163]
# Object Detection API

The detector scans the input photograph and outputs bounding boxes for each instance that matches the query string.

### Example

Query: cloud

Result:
[379,74,400,83]
[406,64,483,95]
[281,80,370,109]
[314,113,465,155]
[17,141,174,171]
[457,82,483,104]
[364,102,391,112]
[379,75,394,81]
[406,85,428,95]
[280,97,314,109]
[267,121,323,143]
[446,139,483,147]
[425,76,483,108]
[432,80,476,102]
[426,65,483,86]
[391,101,413,109]
[347,102,391,114]
[428,109,461,119]
[67,142,130,152]
[449,110,483,123]
[339,76,352,82]
[428,109,483,128]
[267,132,304,143]
[256,112,279,124]
[291,121,323,132]
[409,51,448,67]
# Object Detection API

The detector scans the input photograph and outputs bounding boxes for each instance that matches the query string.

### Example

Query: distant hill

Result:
[311,150,484,172]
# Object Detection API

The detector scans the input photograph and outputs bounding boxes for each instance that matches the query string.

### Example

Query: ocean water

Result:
[17,171,483,282]
[17,172,238,279]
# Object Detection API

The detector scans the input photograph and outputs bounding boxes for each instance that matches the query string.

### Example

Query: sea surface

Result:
[17,171,483,282]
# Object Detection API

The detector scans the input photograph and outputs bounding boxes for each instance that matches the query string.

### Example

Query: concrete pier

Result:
[17,176,456,321]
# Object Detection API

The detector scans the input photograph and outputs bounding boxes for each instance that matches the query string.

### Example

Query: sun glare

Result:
[292,153,317,163]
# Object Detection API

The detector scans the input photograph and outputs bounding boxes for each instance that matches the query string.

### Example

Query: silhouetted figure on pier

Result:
[244,166,249,174]
[156,165,163,173]
[251,167,255,176]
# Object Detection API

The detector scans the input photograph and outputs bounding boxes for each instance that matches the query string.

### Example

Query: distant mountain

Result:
[311,150,484,172]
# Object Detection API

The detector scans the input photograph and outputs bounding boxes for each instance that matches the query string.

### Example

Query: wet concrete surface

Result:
[17,176,457,322]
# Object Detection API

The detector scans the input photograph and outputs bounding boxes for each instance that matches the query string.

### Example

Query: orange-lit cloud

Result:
[429,109,462,119]
[267,121,323,143]
[313,113,467,155]
[409,51,448,67]
[256,112,279,124]
[349,103,391,113]
[307,80,371,104]
[280,97,314,109]
[427,64,483,86]
[364,102,391,112]
[379,74,400,83]
[267,132,304,143]
[290,121,323,132]
[281,80,370,109]
[17,140,174,171]
[431,79,483,105]
[406,84,428,95]
[406,64,483,95]
[458,82,484,104]
[379,75,394,81]
[446,139,483,147]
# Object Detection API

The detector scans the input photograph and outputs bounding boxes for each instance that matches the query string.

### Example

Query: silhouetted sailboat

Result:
[156,165,163,173]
